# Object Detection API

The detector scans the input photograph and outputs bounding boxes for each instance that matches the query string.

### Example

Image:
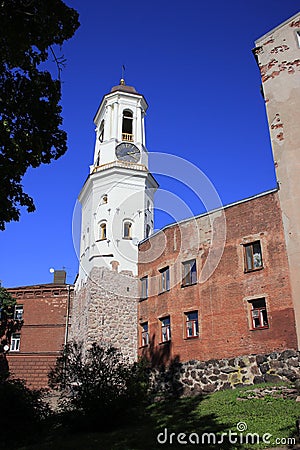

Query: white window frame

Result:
[185,311,199,338]
[10,333,21,352]
[14,305,23,320]
[160,316,171,342]
[141,322,149,346]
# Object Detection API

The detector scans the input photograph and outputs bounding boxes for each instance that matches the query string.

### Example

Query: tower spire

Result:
[120,64,126,85]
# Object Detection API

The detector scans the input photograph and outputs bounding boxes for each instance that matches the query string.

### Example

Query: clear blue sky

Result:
[0,0,298,288]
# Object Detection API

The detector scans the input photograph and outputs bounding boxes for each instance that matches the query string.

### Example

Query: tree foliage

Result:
[0,377,50,447]
[49,342,150,431]
[0,0,79,229]
[0,287,22,346]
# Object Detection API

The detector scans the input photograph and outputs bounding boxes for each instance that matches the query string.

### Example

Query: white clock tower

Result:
[76,79,158,288]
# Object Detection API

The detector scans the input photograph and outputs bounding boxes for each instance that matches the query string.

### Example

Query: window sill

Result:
[139,344,149,349]
[96,238,107,242]
[181,282,197,288]
[244,266,264,274]
[158,289,170,296]
[184,335,199,340]
[159,340,171,345]
[139,297,148,302]
[250,326,269,331]
[122,237,132,240]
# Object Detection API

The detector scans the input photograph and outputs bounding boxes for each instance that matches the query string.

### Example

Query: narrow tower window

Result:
[100,222,107,240]
[99,120,104,143]
[122,109,133,141]
[146,224,151,238]
[123,221,132,239]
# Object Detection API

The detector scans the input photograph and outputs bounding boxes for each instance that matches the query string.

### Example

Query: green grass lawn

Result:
[20,384,300,450]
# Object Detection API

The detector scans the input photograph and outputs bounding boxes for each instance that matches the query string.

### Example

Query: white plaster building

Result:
[76,79,158,288]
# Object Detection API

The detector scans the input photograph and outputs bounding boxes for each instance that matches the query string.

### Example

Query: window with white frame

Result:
[140,276,148,300]
[249,298,269,330]
[185,311,199,338]
[182,259,197,286]
[244,241,263,272]
[123,221,132,239]
[122,109,133,141]
[160,316,171,342]
[10,333,21,352]
[141,322,149,346]
[14,305,23,320]
[159,267,170,293]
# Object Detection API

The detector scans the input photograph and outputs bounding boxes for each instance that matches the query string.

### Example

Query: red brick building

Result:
[6,273,73,389]
[138,190,298,364]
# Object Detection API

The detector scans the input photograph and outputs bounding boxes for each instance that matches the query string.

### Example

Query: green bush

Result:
[0,377,50,447]
[49,341,150,431]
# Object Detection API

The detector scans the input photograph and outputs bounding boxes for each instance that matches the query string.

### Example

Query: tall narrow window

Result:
[160,316,171,342]
[141,322,149,346]
[96,150,101,166]
[146,224,151,239]
[244,241,263,272]
[140,276,148,300]
[99,120,104,143]
[296,30,300,48]
[10,333,21,352]
[159,267,170,293]
[122,109,133,141]
[249,298,269,329]
[14,305,23,320]
[123,221,132,239]
[185,311,199,338]
[182,259,197,286]
[100,223,107,240]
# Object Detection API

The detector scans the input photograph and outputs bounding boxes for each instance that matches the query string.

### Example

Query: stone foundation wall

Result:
[70,267,138,361]
[151,349,300,397]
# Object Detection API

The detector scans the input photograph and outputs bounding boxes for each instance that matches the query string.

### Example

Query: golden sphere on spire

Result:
[120,78,125,85]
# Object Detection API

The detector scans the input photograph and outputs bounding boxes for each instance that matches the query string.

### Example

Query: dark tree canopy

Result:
[0,287,22,348]
[0,0,80,229]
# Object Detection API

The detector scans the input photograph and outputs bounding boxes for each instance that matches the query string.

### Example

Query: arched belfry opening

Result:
[122,109,133,141]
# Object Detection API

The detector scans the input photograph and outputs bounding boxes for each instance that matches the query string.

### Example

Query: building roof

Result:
[255,11,300,44]
[139,187,279,245]
[110,78,140,95]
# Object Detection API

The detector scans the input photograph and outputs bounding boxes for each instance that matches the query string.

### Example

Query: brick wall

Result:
[138,191,297,364]
[6,284,73,389]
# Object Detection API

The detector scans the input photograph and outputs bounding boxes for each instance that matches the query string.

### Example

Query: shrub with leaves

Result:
[0,287,23,381]
[49,341,150,431]
[0,376,50,447]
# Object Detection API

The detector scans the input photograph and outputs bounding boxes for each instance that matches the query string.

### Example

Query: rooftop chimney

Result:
[53,270,66,284]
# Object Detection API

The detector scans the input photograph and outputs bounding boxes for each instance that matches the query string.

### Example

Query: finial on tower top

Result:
[120,64,126,85]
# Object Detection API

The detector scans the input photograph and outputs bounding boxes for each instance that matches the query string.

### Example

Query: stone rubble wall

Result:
[151,349,300,397]
[70,267,138,362]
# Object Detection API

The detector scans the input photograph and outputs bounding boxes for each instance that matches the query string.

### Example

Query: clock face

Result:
[115,143,141,163]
